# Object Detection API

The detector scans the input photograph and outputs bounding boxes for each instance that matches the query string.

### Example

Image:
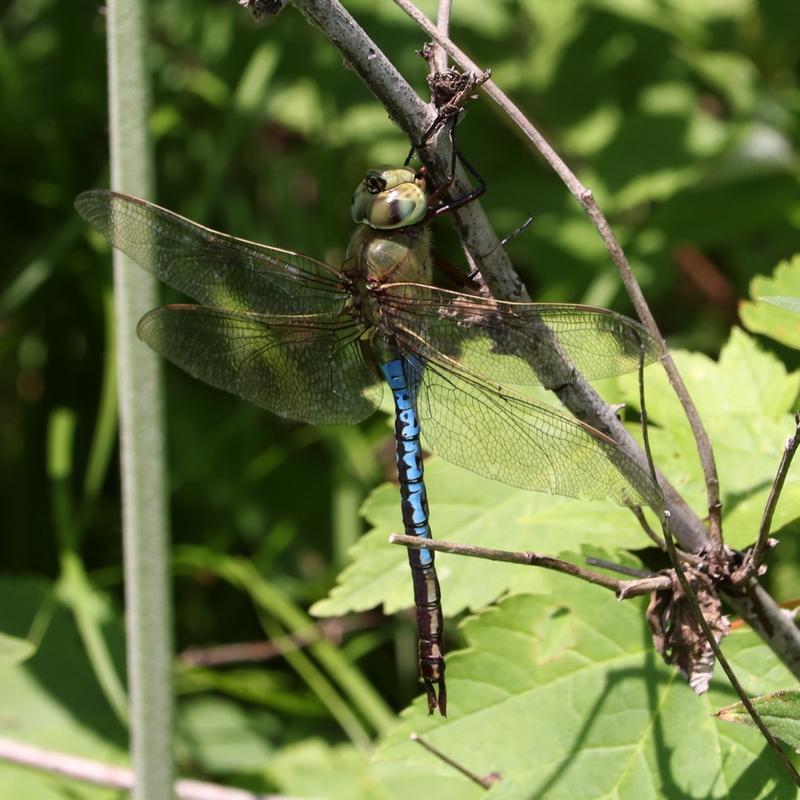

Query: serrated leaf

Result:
[0,631,35,667]
[312,457,653,619]
[741,255,800,349]
[717,690,800,753]
[618,329,800,540]
[376,575,798,800]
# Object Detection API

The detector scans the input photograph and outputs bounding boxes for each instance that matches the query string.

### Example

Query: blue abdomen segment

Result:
[380,356,446,715]
[381,358,433,565]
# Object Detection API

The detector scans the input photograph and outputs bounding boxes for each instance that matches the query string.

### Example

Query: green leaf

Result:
[264,739,396,800]
[741,255,800,348]
[762,297,800,314]
[265,737,483,800]
[0,631,35,668]
[616,329,800,547]
[376,575,798,800]
[312,458,652,619]
[176,696,278,773]
[717,690,800,753]
[0,577,128,797]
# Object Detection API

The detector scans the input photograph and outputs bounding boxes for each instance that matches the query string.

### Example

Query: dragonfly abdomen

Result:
[380,356,446,715]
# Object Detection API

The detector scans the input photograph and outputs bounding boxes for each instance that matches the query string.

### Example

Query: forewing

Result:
[75,190,346,315]
[382,284,659,388]
[403,355,662,509]
[139,306,383,425]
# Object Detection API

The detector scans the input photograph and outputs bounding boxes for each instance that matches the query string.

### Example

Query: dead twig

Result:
[411,732,501,789]
[0,737,298,800]
[389,533,672,598]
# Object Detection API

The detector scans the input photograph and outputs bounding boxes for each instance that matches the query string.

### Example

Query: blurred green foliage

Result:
[1,0,800,796]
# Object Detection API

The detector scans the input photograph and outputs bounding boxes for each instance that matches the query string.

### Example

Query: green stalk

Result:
[106,0,174,796]
[47,409,129,726]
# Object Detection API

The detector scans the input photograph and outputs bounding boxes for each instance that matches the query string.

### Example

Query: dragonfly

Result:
[75,162,661,716]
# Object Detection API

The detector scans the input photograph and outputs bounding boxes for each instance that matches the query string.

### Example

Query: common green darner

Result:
[75,162,660,715]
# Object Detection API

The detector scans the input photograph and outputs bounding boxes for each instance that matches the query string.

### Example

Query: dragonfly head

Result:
[351,166,428,230]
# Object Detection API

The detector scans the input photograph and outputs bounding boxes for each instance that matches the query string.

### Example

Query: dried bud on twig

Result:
[647,568,731,694]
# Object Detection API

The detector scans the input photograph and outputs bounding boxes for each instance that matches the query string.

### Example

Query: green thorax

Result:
[345,224,432,284]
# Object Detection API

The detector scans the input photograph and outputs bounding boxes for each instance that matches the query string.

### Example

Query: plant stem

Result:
[106,0,174,795]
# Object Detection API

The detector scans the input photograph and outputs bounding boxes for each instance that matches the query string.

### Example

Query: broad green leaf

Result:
[741,255,800,349]
[376,575,798,800]
[0,631,35,668]
[717,690,800,753]
[0,577,128,797]
[312,457,653,619]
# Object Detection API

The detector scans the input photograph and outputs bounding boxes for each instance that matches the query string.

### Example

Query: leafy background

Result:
[1,0,799,797]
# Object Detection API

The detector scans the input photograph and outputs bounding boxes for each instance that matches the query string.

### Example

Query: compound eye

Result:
[366,176,386,194]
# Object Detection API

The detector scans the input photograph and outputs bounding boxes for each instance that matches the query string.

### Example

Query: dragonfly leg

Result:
[420,123,486,223]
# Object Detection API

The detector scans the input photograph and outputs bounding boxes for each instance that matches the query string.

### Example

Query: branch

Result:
[106,0,174,795]
[629,506,665,547]
[431,0,452,73]
[389,534,672,598]
[0,738,297,800]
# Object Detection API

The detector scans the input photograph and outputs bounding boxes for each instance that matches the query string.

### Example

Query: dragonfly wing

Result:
[76,190,346,315]
[402,354,661,509]
[382,284,659,387]
[139,305,382,425]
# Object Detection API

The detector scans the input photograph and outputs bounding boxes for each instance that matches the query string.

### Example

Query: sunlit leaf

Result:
[615,329,800,546]
[741,255,800,349]
[376,576,798,800]
[717,690,800,754]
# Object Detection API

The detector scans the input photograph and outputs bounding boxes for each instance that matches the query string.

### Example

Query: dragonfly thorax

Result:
[351,166,428,230]
[345,223,432,285]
